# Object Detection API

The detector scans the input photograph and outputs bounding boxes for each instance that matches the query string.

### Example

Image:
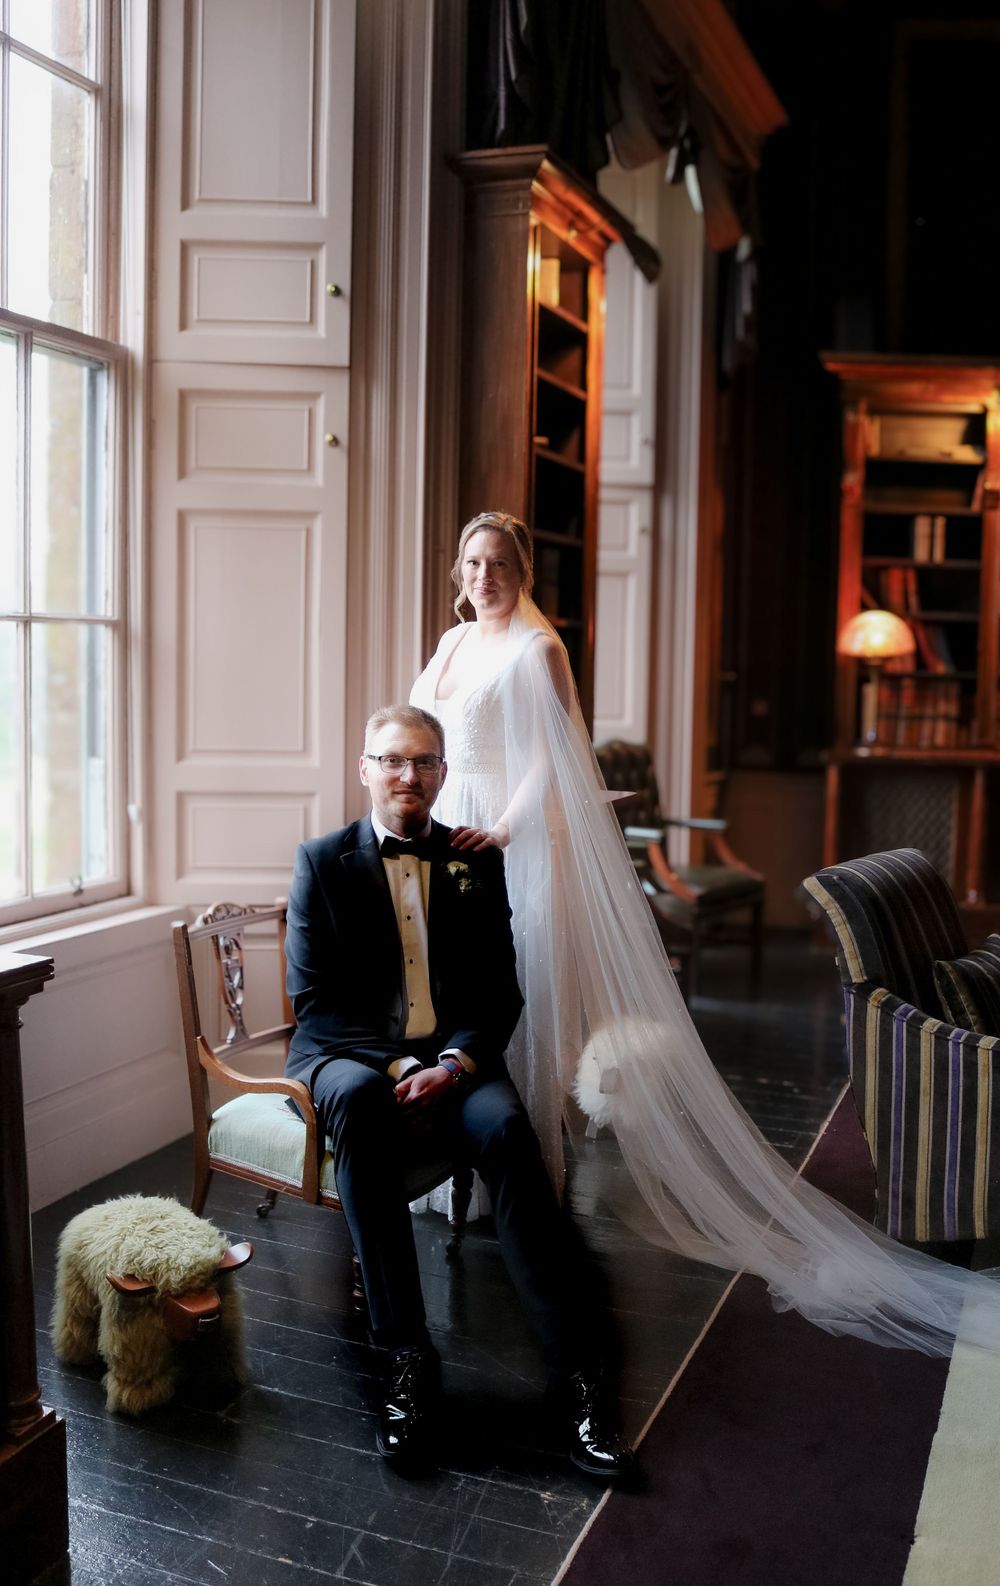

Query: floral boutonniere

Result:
[446,859,477,894]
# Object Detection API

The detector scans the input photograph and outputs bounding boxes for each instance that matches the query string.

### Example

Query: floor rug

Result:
[902,1291,1000,1586]
[557,1092,952,1586]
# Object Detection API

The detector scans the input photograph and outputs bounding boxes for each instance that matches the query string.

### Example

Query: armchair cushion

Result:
[934,935,1000,1037]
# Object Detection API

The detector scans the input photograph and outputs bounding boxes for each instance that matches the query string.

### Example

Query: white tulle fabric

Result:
[413,595,1000,1353]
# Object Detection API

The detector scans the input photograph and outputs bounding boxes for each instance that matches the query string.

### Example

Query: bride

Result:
[412,509,1000,1356]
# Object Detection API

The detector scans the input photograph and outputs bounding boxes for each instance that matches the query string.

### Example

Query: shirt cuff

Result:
[387,1056,423,1081]
[438,1047,476,1075]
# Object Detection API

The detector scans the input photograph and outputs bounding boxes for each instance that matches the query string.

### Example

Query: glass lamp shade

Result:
[836,609,916,662]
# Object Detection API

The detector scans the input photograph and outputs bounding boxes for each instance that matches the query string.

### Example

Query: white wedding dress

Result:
[411,594,1000,1356]
[410,616,567,1217]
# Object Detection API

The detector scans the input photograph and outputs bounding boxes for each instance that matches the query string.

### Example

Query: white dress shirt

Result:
[369,814,474,1082]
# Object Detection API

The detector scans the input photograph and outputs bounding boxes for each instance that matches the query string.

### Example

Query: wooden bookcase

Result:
[822,354,1000,919]
[450,146,635,728]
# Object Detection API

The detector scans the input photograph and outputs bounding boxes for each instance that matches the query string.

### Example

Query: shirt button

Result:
[405,915,411,920]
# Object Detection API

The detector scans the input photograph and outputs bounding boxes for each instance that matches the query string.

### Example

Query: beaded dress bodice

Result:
[410,625,530,830]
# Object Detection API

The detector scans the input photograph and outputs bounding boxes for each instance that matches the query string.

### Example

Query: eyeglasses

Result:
[365,753,443,774]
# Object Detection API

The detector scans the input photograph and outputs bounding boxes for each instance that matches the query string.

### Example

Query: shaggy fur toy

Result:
[51,1195,250,1414]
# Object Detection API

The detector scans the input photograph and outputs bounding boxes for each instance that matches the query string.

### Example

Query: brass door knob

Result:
[325,433,340,447]
[326,283,342,297]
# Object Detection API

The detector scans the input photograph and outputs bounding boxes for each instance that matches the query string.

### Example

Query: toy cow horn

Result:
[218,1240,253,1271]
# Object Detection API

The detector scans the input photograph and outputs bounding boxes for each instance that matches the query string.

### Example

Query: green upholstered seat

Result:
[208,1092,455,1206]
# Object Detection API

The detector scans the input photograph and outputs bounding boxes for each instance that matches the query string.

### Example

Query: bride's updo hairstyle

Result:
[451,510,534,620]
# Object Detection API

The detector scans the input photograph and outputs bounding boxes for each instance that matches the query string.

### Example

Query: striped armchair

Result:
[803,848,1000,1243]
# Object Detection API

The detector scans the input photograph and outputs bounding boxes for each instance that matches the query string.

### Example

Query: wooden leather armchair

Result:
[172,903,472,1271]
[594,740,765,999]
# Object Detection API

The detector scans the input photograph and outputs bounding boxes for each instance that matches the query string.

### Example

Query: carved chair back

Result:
[173,902,324,1208]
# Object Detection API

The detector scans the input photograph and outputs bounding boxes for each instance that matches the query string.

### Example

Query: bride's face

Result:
[461,530,522,621]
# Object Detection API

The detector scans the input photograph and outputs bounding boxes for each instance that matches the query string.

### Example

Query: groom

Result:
[283,703,632,1475]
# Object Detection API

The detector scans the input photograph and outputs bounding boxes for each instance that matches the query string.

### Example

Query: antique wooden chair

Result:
[594,740,765,999]
[172,902,473,1298]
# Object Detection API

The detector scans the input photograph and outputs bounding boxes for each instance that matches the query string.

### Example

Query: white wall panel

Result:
[597,163,659,488]
[595,163,659,749]
[181,388,319,481]
[180,512,314,757]
[192,0,317,206]
[594,490,652,744]
[181,243,322,338]
[156,0,354,365]
[179,793,314,875]
[19,907,187,1210]
[151,361,348,904]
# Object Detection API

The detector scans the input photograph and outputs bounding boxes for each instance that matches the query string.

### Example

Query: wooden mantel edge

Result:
[0,950,55,1005]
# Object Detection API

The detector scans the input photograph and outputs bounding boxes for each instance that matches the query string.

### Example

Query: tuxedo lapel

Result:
[427,821,460,1007]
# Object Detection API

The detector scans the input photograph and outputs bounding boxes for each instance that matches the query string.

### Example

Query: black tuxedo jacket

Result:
[284,816,524,1090]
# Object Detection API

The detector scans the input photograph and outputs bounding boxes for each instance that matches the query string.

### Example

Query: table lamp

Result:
[836,610,916,744]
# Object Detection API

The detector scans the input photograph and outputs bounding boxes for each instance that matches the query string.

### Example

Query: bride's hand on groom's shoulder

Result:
[449,824,508,851]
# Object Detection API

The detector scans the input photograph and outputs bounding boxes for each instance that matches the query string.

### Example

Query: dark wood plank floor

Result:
[30,936,846,1586]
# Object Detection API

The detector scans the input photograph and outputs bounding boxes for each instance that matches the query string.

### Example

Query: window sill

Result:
[1,898,184,963]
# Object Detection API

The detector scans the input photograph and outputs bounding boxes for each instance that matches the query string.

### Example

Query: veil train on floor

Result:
[501,593,1000,1358]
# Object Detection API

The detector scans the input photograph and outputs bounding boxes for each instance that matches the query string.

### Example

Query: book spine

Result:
[912,514,933,562]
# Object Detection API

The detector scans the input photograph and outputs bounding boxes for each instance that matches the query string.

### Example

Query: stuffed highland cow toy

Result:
[51,1195,252,1413]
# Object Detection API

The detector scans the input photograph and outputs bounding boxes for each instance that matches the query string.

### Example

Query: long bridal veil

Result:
[500,592,1000,1355]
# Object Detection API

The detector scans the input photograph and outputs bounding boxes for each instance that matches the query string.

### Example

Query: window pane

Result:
[31,620,113,894]
[30,344,109,614]
[10,0,95,76]
[0,333,20,611]
[0,624,24,903]
[8,56,93,332]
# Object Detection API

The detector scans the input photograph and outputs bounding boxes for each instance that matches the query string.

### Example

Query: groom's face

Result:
[360,721,447,837]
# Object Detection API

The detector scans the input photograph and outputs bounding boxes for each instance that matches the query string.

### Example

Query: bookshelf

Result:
[822,355,1000,916]
[450,147,639,728]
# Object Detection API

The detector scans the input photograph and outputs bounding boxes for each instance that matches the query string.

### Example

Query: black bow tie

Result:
[380,834,436,862]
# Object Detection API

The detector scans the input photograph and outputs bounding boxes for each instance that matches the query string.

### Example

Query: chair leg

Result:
[687,925,701,1000]
[446,1165,474,1259]
[749,899,764,993]
[191,1161,212,1217]
[256,1188,279,1219]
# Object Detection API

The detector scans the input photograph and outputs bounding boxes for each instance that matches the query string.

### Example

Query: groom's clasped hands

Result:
[393,1063,457,1131]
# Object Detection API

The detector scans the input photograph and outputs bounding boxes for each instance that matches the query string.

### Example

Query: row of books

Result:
[874,677,966,748]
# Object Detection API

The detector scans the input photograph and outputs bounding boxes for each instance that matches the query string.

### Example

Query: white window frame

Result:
[0,1,129,927]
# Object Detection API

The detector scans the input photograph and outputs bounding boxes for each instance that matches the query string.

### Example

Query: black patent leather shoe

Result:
[562,1371,635,1480]
[376,1345,440,1466]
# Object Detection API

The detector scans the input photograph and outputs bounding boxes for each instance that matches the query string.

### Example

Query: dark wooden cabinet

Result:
[823,354,1000,921]
[451,146,630,727]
